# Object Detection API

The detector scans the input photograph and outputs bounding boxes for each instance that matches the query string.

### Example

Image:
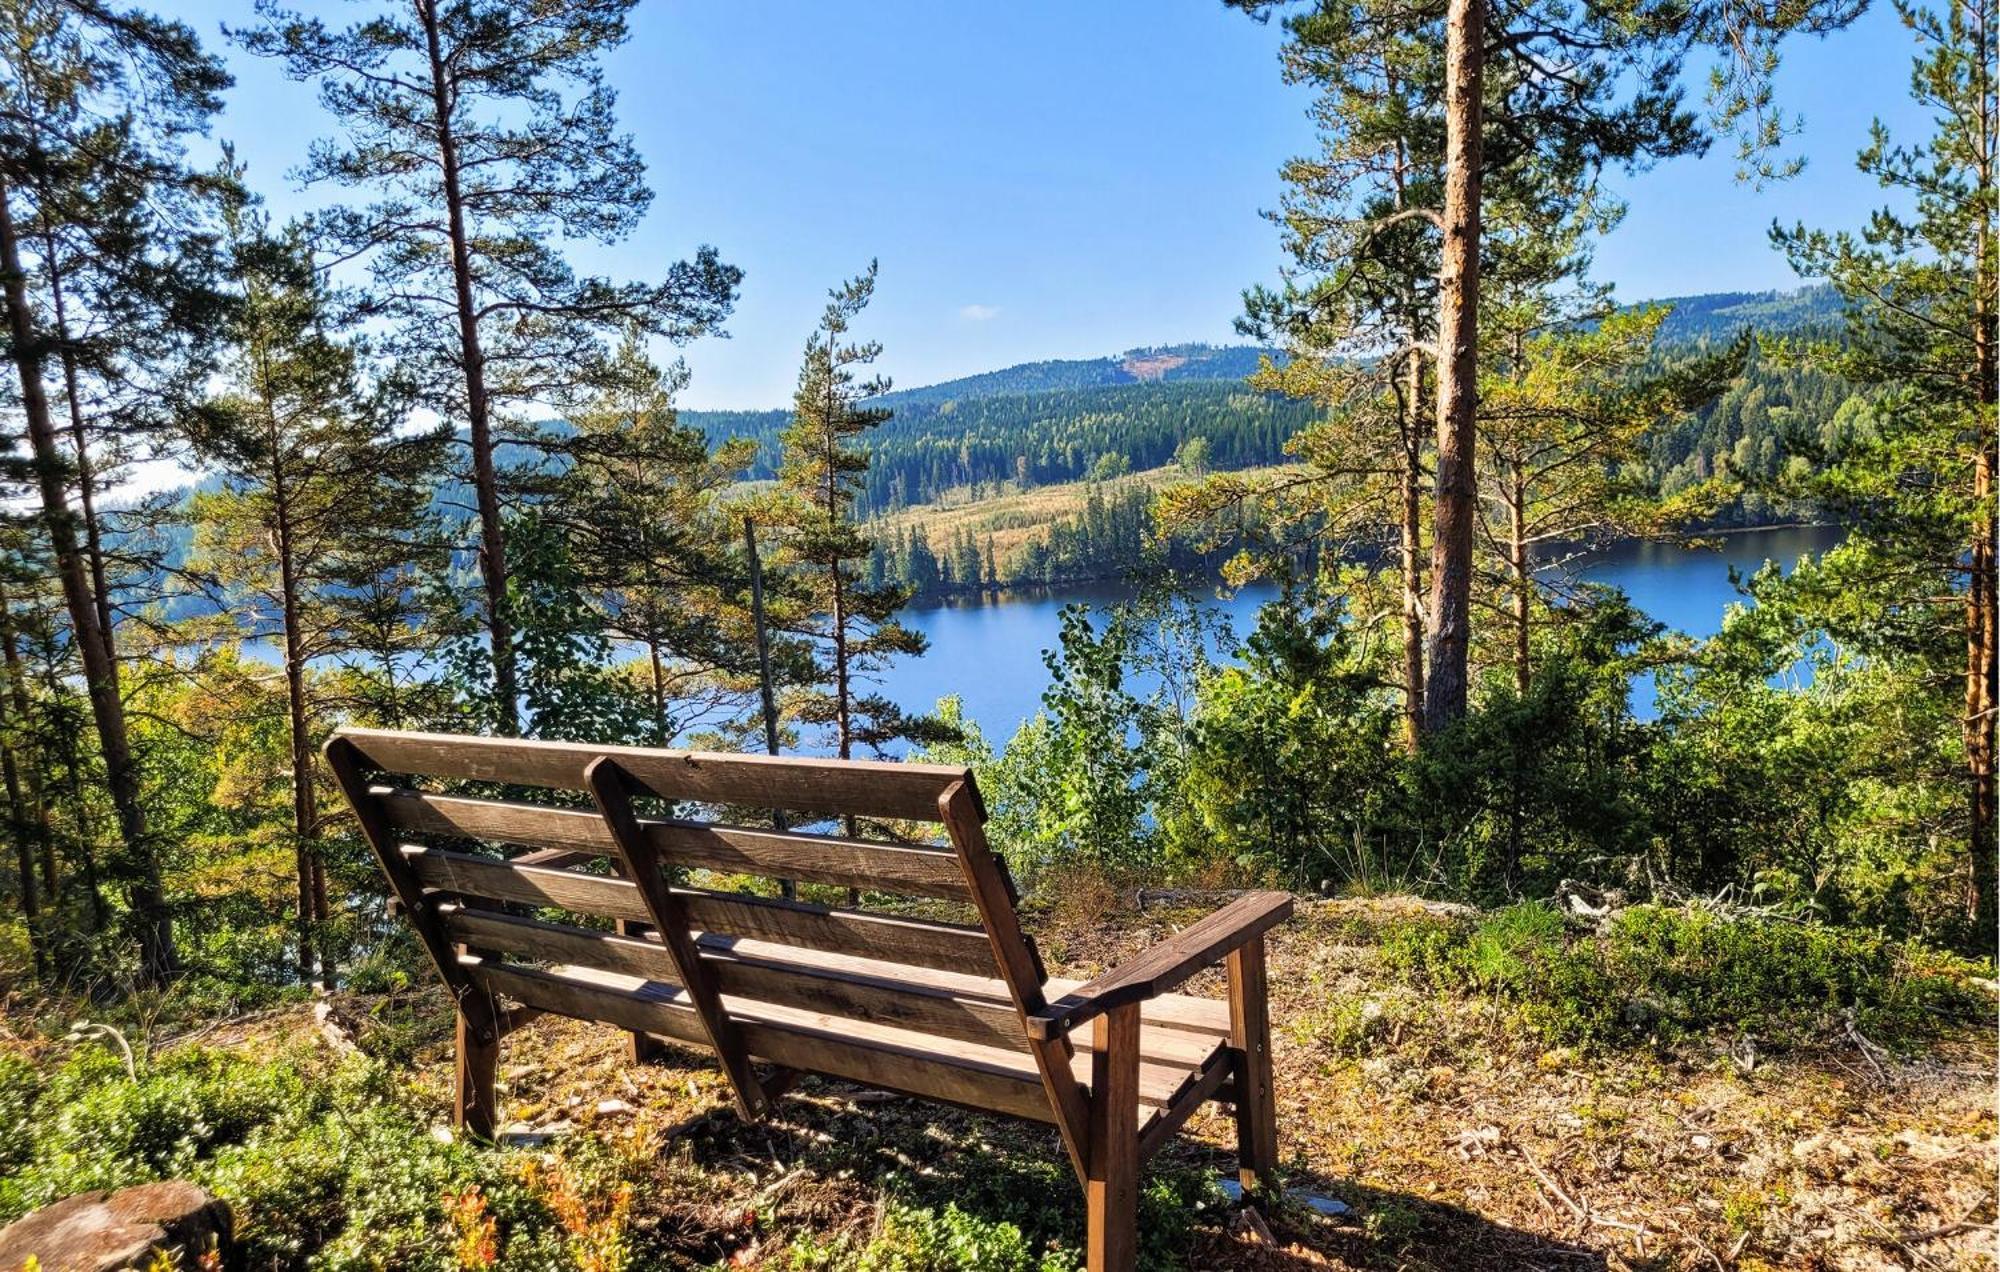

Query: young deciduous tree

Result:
[1772,0,1998,942]
[240,0,741,737]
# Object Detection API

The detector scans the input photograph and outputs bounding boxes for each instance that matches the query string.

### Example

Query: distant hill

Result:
[872,343,1278,408]
[1640,284,1844,343]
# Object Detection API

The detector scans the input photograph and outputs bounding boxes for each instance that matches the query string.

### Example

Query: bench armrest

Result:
[1024,891,1292,1041]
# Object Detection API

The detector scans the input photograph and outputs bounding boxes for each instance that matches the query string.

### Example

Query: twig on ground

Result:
[1842,1008,1896,1085]
[1898,1219,1996,1243]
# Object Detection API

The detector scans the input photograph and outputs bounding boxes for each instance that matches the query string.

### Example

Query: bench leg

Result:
[1086,1003,1140,1272]
[1227,936,1278,1195]
[455,1010,500,1141]
[617,920,667,1063]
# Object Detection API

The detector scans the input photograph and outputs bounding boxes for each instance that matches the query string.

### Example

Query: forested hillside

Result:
[696,380,1320,516]
[689,287,1848,533]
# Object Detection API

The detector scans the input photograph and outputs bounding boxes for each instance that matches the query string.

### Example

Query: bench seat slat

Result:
[466,958,1214,1119]
[403,845,998,974]
[341,728,971,821]
[377,787,973,902]
[442,906,1221,1065]
[470,958,1058,1123]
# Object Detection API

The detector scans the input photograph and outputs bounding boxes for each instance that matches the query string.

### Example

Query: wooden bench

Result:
[324,728,1292,1271]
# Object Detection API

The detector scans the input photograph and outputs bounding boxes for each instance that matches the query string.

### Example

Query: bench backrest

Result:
[323,729,1055,1066]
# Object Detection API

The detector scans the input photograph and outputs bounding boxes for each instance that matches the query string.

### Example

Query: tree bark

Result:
[1422,0,1486,734]
[0,684,44,978]
[1399,348,1426,752]
[1967,75,1996,943]
[744,516,792,899]
[1508,459,1531,696]
[0,592,57,909]
[272,460,321,986]
[41,244,119,674]
[0,176,175,981]
[418,0,519,737]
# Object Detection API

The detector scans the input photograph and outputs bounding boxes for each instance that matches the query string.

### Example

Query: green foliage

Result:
[696,376,1315,517]
[0,1041,626,1269]
[1383,902,1988,1048]
[787,1199,1071,1272]
[1650,563,1973,943]
[984,595,1218,880]
[432,510,652,744]
[1171,585,1399,887]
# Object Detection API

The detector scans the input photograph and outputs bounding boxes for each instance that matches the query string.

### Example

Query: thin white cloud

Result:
[958,303,1001,321]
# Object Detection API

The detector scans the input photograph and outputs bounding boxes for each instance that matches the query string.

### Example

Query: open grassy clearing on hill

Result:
[866,464,1303,568]
[1,893,1989,1270]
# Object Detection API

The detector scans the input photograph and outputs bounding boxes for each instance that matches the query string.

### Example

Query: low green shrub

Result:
[783,1162,1220,1272]
[1382,902,1989,1049]
[0,1041,589,1269]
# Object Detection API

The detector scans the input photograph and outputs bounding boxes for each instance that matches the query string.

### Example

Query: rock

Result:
[0,1181,232,1272]
[594,1098,633,1117]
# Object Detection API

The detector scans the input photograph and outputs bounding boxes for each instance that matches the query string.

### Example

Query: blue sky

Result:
[179,0,1928,409]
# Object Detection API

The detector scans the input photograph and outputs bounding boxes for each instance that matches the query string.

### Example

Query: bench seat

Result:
[511,961,1230,1117]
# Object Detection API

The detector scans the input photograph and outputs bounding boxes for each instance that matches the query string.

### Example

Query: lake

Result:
[882,524,1844,741]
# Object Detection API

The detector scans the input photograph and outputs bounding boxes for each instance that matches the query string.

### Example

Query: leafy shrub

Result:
[1383,902,1988,1048]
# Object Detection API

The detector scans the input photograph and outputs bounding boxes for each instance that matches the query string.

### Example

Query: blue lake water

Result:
[881,525,1844,741]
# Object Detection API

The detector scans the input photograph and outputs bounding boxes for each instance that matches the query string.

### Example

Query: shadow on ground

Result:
[612,1066,1608,1271]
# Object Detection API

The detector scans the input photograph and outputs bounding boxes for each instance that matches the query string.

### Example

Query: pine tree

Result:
[775,264,938,782]
[189,202,447,984]
[1234,0,1863,731]
[1772,0,1997,942]
[240,0,742,736]
[0,0,232,981]
[553,333,758,743]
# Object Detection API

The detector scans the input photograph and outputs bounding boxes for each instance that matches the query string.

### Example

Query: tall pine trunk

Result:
[418,0,519,737]
[271,464,322,986]
[2,600,60,910]
[1399,347,1426,752]
[0,685,43,978]
[1423,0,1486,734]
[1967,106,1996,943]
[42,245,118,672]
[0,176,175,982]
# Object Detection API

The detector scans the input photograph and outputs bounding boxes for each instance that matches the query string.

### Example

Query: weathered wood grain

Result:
[375,786,972,900]
[334,727,976,822]
[403,846,999,973]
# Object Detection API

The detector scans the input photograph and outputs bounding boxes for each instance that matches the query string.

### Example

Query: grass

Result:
[0,895,1991,1270]
[866,463,1304,577]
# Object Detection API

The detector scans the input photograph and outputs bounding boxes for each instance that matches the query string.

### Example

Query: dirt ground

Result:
[300,893,1997,1271]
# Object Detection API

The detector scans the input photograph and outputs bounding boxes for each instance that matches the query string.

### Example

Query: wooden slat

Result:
[375,786,972,901]
[1086,1004,1141,1272]
[441,908,1217,1066]
[322,739,502,1042]
[468,959,1057,1123]
[1048,979,1231,1039]
[1136,1051,1235,1161]
[477,959,1201,1116]
[402,846,999,974]
[937,779,1091,1181]
[334,727,974,822]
